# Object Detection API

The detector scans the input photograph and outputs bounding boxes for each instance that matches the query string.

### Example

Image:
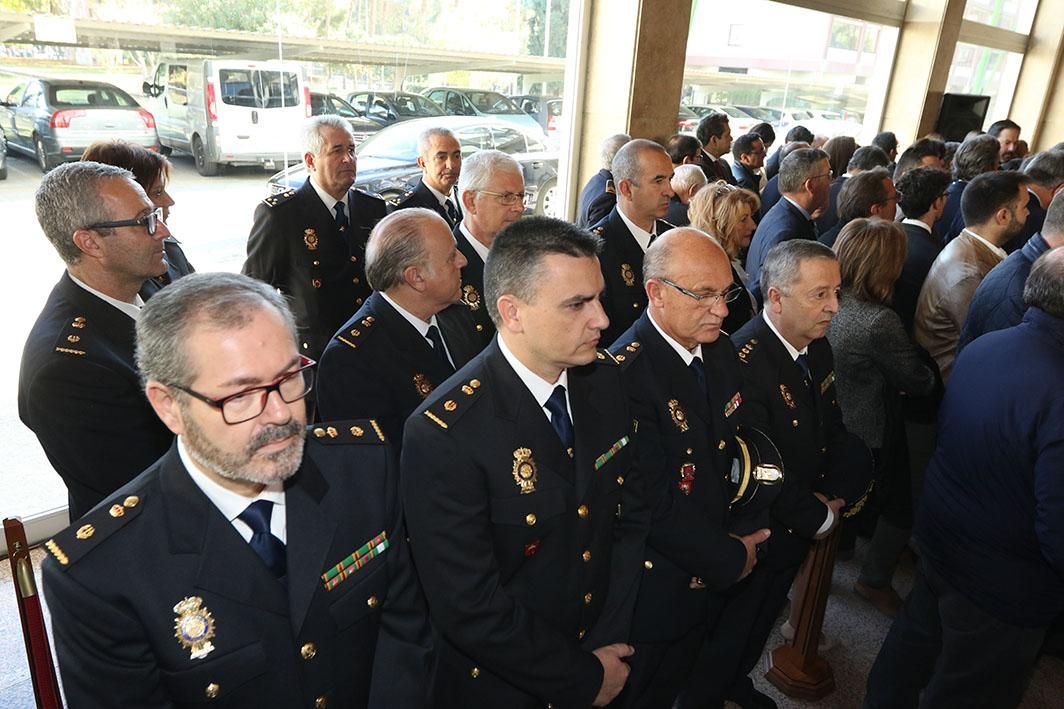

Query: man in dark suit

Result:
[243,115,388,360]
[934,135,1000,245]
[666,163,707,227]
[745,148,831,303]
[866,248,1064,709]
[591,139,677,345]
[681,240,858,709]
[959,191,1064,351]
[392,126,464,228]
[609,228,770,708]
[696,112,736,185]
[401,217,649,708]
[759,142,813,222]
[318,208,470,450]
[1014,149,1064,250]
[815,145,890,234]
[42,272,433,708]
[19,161,175,521]
[731,133,766,192]
[764,126,814,180]
[577,133,630,227]
[893,166,952,334]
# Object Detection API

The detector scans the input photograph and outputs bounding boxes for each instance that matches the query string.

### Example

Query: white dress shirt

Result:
[616,204,656,253]
[498,336,572,427]
[380,292,454,365]
[68,272,144,320]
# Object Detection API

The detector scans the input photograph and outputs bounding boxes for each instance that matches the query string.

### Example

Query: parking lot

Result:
[0,149,283,518]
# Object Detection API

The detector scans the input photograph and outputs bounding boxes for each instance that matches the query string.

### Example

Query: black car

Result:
[309,92,382,145]
[268,116,558,216]
[346,91,444,126]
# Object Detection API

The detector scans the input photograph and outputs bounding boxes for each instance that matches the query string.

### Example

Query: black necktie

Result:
[334,201,349,231]
[426,324,454,372]
[238,500,286,578]
[444,198,460,225]
[795,353,815,399]
[689,356,707,396]
[544,385,575,451]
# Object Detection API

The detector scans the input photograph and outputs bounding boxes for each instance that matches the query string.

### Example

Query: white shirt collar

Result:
[458,222,490,263]
[616,204,655,252]
[309,177,347,215]
[702,149,720,164]
[763,310,807,360]
[1029,188,1044,209]
[497,335,571,423]
[647,309,703,366]
[424,181,451,207]
[178,436,287,543]
[902,218,933,234]
[379,291,436,338]
[67,271,144,320]
[781,196,813,222]
[960,228,1007,260]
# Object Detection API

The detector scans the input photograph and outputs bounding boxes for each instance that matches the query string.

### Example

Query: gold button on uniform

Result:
[577,629,586,640]
[470,666,481,678]
[577,505,589,519]
[205,683,220,699]
[616,475,625,486]
[367,595,380,609]
[124,495,139,508]
[315,696,328,709]
[792,419,799,428]
[584,592,593,605]
[582,550,592,562]
[300,642,317,660]
[525,513,537,526]
[686,448,693,455]
[718,439,726,450]
[644,560,654,569]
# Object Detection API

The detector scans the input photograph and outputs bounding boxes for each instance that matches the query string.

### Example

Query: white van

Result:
[142,59,309,176]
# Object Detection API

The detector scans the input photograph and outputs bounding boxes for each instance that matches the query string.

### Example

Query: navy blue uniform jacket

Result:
[745,198,818,305]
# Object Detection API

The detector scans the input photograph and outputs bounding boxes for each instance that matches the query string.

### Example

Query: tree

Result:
[523,0,568,58]
[163,0,272,33]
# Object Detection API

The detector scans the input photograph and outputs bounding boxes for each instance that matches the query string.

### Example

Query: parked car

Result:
[0,78,159,172]
[686,104,759,134]
[0,131,7,180]
[677,104,700,134]
[142,58,309,176]
[422,87,543,135]
[511,95,562,134]
[309,92,381,144]
[346,91,445,126]
[734,105,784,126]
[267,116,559,216]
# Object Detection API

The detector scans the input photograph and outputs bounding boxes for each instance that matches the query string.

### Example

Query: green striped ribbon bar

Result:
[321,531,389,591]
[594,435,629,471]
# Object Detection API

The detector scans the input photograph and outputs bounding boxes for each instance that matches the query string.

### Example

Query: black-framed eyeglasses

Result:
[170,356,316,425]
[87,207,164,236]
[477,189,526,206]
[810,170,834,181]
[661,278,744,306]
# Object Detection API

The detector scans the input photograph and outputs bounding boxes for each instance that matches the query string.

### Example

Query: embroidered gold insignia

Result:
[779,384,797,409]
[173,596,216,660]
[667,399,689,432]
[621,263,636,287]
[462,284,481,311]
[512,447,538,494]
[413,373,433,398]
[304,229,318,251]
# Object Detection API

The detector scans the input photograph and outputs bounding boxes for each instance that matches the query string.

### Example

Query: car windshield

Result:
[465,91,522,115]
[219,69,300,109]
[49,85,137,108]
[678,105,699,119]
[329,96,359,118]
[356,125,419,160]
[391,94,443,117]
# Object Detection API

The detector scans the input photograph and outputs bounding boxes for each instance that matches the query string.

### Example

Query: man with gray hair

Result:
[666,164,708,227]
[393,126,464,227]
[1015,149,1064,248]
[42,272,433,707]
[579,132,632,227]
[935,134,1001,244]
[243,114,388,360]
[591,138,676,344]
[745,148,832,303]
[317,208,469,449]
[19,160,175,520]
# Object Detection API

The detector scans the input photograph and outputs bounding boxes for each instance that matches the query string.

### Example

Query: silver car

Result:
[0,79,160,172]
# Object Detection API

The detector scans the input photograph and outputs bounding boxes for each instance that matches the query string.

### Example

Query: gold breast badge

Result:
[621,263,636,287]
[413,372,433,399]
[512,447,538,494]
[667,399,689,433]
[462,284,482,311]
[173,596,216,660]
[779,384,797,409]
[304,228,319,251]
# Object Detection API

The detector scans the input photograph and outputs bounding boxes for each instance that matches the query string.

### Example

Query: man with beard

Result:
[393,127,464,228]
[42,272,433,708]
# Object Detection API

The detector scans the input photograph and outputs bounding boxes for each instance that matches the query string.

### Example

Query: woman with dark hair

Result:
[81,140,194,298]
[823,135,858,181]
[687,180,760,334]
[827,218,937,617]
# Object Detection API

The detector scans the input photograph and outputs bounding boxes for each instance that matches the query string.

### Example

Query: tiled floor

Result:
[2,542,1061,708]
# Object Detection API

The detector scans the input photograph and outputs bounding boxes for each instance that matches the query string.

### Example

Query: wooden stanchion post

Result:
[764,526,840,699]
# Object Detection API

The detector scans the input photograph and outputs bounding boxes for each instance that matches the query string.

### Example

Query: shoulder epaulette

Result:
[595,348,621,366]
[53,314,90,357]
[608,340,643,369]
[353,188,386,203]
[591,225,605,236]
[604,179,616,195]
[45,492,145,569]
[736,337,759,363]
[422,375,485,430]
[333,314,378,350]
[309,419,386,444]
[261,188,297,208]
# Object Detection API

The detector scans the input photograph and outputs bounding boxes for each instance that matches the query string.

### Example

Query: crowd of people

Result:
[15,108,1064,708]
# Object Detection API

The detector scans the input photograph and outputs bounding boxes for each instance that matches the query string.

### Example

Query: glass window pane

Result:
[945,42,1024,128]
[963,0,1039,34]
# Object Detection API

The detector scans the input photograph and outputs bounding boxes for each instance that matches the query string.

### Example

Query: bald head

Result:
[644,227,735,347]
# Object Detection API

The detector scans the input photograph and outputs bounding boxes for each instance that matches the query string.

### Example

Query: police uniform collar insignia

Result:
[413,372,433,398]
[462,284,481,310]
[621,263,636,287]
[724,392,742,418]
[820,371,835,395]
[667,399,689,432]
[304,228,318,251]
[173,596,216,660]
[779,384,797,409]
[678,462,696,495]
[512,447,537,494]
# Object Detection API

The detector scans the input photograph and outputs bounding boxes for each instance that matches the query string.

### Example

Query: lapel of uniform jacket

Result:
[59,272,138,360]
[283,451,335,636]
[159,445,289,616]
[568,360,610,499]
[370,292,454,388]
[636,313,713,429]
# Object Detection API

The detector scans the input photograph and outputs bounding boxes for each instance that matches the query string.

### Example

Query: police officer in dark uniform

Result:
[243,115,387,360]
[391,126,463,228]
[577,133,630,227]
[591,139,676,346]
[19,161,175,521]
[317,208,472,451]
[42,273,433,708]
[401,217,649,708]
[679,240,865,709]
[608,229,770,708]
